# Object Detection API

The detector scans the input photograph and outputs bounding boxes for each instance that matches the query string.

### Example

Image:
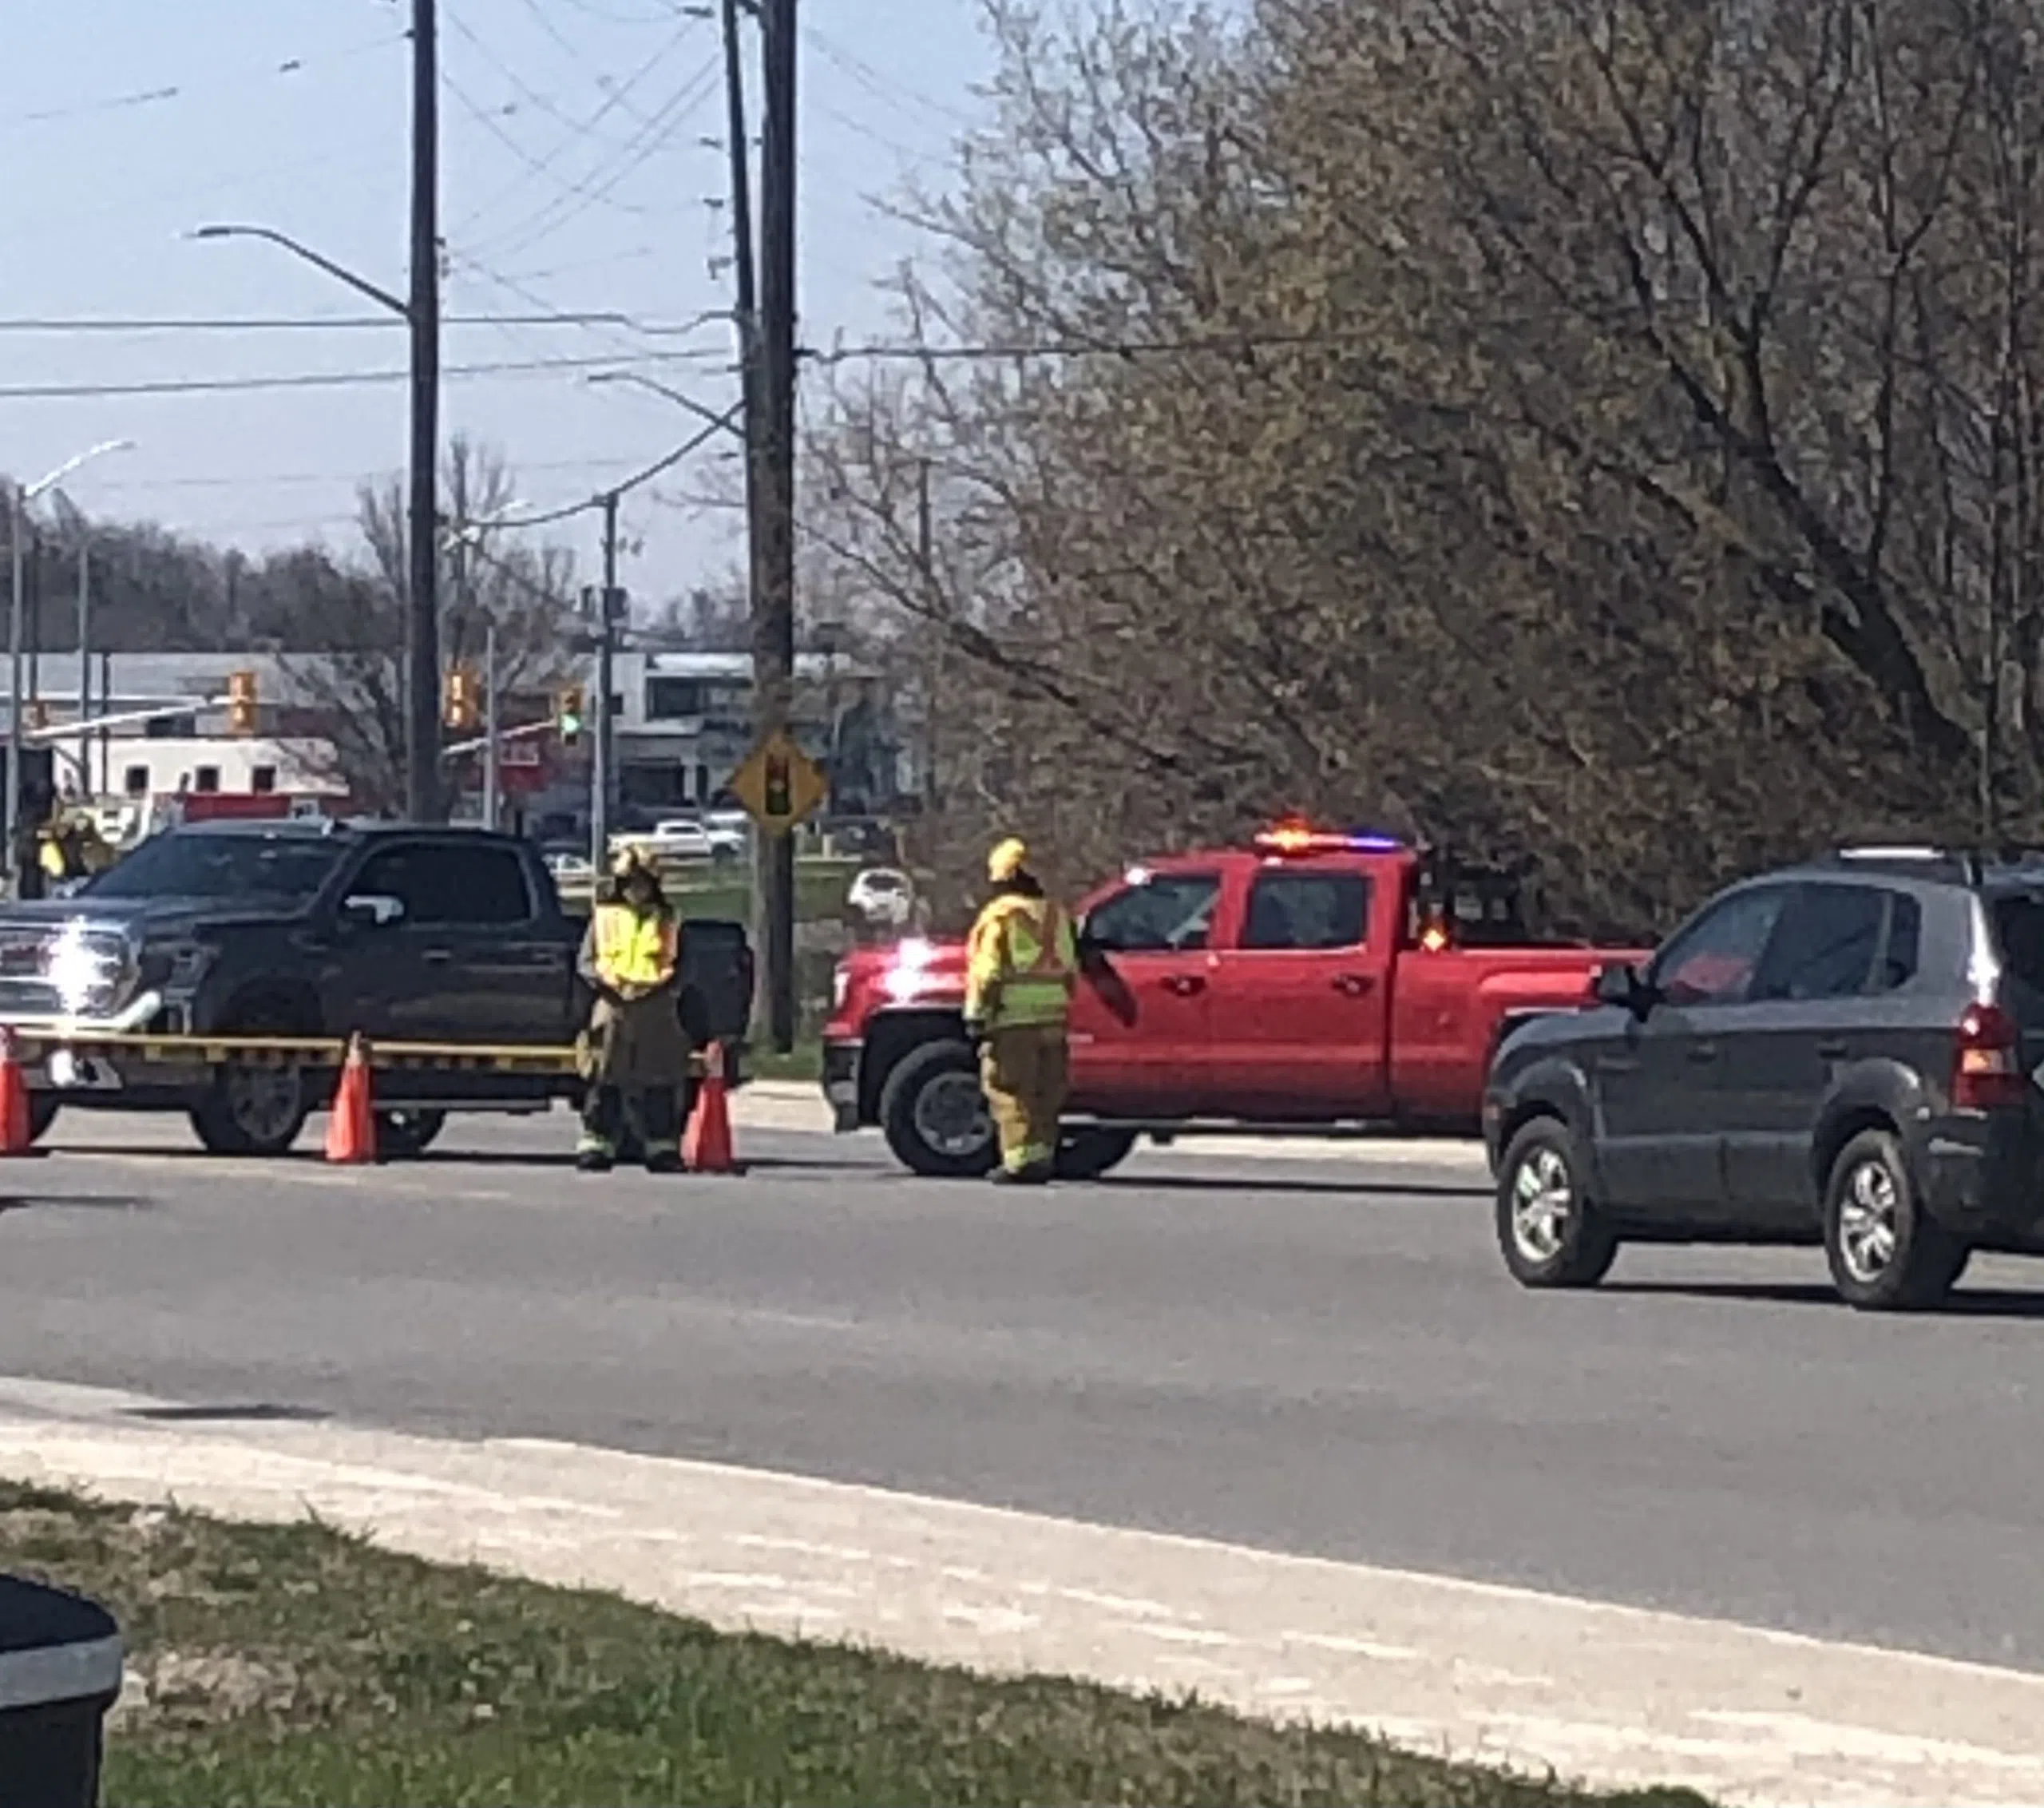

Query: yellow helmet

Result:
[988,837,1028,883]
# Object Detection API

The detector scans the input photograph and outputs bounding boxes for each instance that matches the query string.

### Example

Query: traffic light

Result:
[557,683,585,745]
[227,669,258,736]
[444,666,479,732]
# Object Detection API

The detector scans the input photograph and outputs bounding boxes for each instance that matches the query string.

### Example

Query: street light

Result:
[6,439,134,878]
[585,370,746,442]
[192,219,442,822]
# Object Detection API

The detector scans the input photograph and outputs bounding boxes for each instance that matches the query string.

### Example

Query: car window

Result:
[1083,874,1220,953]
[1651,886,1788,1006]
[1751,884,1884,1001]
[1242,872,1369,950]
[353,843,533,926]
[1875,892,1920,992]
[85,832,343,902]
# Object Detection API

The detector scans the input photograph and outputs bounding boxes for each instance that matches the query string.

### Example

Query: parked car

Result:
[844,866,914,935]
[1486,846,2044,1311]
[824,823,1645,1176]
[0,819,754,1157]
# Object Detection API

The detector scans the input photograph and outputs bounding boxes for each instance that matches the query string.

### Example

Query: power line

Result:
[0,26,410,134]
[0,351,721,402]
[0,312,667,335]
[448,17,713,243]
[465,51,724,263]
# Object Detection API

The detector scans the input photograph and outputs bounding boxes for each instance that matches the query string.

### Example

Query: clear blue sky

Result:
[0,0,991,606]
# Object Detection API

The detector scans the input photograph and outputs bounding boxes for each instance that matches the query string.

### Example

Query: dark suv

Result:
[1485,849,2044,1310]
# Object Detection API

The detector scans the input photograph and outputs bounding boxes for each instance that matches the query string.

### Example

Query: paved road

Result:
[2,1108,2044,1671]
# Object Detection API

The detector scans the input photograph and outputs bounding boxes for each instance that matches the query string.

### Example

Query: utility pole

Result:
[755,0,799,1053]
[482,618,500,833]
[75,537,91,795]
[406,0,443,823]
[591,490,621,869]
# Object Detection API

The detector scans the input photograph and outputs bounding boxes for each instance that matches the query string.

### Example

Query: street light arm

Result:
[587,370,745,442]
[22,439,136,506]
[190,224,410,320]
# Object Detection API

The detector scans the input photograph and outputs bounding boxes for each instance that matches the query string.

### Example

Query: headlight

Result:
[44,920,134,1017]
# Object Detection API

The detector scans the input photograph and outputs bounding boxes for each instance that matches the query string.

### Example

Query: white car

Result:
[545,851,593,883]
[846,865,914,931]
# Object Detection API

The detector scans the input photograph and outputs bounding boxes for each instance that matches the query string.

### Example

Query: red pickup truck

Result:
[822,826,1648,1177]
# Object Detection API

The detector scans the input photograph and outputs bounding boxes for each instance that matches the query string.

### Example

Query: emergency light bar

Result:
[1254,822,1404,856]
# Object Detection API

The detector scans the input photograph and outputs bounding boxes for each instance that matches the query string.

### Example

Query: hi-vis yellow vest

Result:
[966,894,1077,1030]
[592,902,679,989]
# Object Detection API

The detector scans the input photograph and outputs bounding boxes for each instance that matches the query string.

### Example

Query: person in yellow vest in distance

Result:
[576,847,691,1174]
[38,811,113,897]
[965,837,1079,1184]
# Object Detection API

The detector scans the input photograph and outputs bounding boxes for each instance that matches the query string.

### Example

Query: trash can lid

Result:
[0,1575,121,1711]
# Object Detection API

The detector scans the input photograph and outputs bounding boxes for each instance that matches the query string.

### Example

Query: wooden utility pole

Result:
[753,0,799,1053]
[406,0,443,822]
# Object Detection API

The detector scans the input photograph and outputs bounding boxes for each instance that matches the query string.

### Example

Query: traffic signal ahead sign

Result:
[729,730,826,836]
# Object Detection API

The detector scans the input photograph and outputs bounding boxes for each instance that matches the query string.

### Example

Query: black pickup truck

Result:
[0,819,754,1156]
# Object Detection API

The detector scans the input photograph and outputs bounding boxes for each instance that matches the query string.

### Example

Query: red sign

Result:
[179,793,291,823]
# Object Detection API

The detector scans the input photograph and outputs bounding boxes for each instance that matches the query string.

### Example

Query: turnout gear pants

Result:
[980,1023,1069,1176]
[579,1081,682,1167]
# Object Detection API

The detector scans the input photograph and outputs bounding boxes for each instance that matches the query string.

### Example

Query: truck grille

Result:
[0,923,133,1018]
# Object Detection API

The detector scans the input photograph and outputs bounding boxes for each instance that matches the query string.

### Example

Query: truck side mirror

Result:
[1592,961,1650,1013]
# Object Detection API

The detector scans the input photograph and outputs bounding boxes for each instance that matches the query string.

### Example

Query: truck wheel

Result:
[189,1002,314,1157]
[880,1040,997,1178]
[1495,1117,1618,1289]
[1055,1128,1136,1181]
[1824,1128,1967,1311]
[377,1109,446,1160]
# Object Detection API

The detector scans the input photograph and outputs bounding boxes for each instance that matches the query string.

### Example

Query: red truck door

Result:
[1068,866,1222,1116]
[1203,858,1391,1118]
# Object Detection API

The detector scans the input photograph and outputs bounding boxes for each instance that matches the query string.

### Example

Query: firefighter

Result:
[965,836,1077,1184]
[576,847,690,1174]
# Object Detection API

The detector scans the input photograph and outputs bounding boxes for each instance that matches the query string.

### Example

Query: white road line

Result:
[0,1373,2035,1808]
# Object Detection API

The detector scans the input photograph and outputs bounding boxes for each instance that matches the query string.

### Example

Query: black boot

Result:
[576,1146,614,1174]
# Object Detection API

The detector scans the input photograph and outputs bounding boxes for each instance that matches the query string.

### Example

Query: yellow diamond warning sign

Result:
[729,730,827,836]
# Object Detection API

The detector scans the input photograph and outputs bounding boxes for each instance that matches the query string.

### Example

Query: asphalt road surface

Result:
[3,1108,2044,1671]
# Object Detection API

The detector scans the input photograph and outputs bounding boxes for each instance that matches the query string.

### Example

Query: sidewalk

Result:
[2,1374,2041,1808]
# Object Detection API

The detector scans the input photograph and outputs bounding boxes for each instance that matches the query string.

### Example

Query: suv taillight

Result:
[1955,1003,2028,1109]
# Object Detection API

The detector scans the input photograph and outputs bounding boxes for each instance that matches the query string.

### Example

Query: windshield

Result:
[83,832,344,903]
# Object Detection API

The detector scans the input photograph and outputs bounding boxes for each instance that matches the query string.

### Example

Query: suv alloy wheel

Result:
[1823,1128,1970,1311]
[1496,1118,1619,1289]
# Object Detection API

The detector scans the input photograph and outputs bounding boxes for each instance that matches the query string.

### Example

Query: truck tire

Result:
[376,1109,446,1160]
[188,1000,315,1158]
[1055,1127,1136,1181]
[1495,1116,1618,1289]
[880,1039,997,1178]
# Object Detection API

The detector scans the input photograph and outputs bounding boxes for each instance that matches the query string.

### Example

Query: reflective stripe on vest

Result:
[592,903,678,989]
[991,899,1075,1029]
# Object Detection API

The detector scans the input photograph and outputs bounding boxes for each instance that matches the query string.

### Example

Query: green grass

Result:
[750,1038,823,1082]
[0,1483,1710,1808]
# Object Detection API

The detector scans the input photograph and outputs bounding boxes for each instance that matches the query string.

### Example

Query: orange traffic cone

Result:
[0,1030,34,1156]
[324,1033,377,1165]
[683,1040,737,1174]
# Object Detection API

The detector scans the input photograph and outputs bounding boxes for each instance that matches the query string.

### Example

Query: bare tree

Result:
[285,438,580,811]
